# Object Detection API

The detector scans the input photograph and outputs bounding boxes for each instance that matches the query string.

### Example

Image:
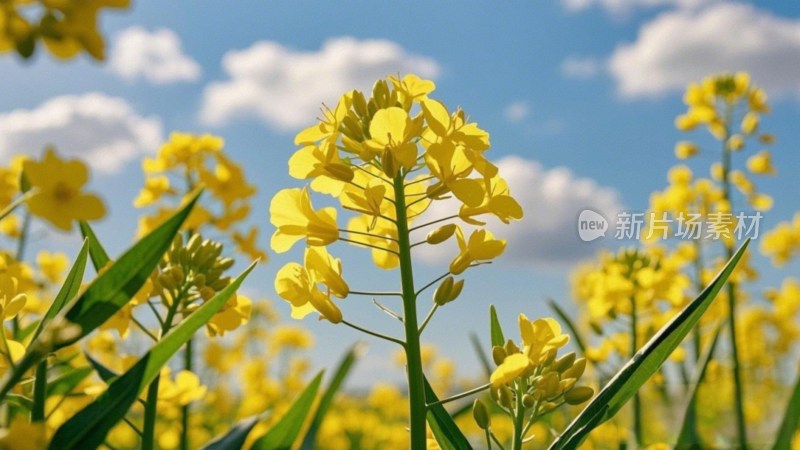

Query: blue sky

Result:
[1,0,799,385]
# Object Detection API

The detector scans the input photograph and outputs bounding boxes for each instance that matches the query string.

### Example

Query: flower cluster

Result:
[272,74,522,322]
[102,233,250,339]
[572,246,692,332]
[761,213,800,266]
[674,72,775,212]
[481,315,593,443]
[0,0,129,60]
[137,132,266,262]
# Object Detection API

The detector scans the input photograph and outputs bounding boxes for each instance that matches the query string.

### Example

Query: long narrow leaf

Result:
[470,333,492,377]
[202,416,260,450]
[549,239,749,450]
[300,344,363,450]
[79,221,111,271]
[50,261,256,450]
[30,240,89,342]
[251,372,324,450]
[61,189,201,342]
[675,325,722,448]
[84,354,118,383]
[424,376,473,450]
[549,299,588,355]
[772,365,800,450]
[45,366,94,398]
[489,305,504,347]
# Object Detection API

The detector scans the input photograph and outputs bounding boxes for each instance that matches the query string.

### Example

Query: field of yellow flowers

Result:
[0,2,798,450]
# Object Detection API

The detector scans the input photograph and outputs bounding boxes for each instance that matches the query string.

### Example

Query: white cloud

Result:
[200,37,441,130]
[503,101,530,122]
[414,156,623,268]
[561,56,602,79]
[609,3,800,97]
[110,27,201,84]
[0,93,163,173]
[562,0,714,15]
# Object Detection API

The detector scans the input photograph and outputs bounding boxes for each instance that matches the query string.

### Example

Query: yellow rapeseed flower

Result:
[270,188,339,253]
[23,148,105,231]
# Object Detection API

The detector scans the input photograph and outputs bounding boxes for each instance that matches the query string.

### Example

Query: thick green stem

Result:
[142,288,184,449]
[180,338,192,450]
[11,212,30,338]
[141,375,161,450]
[31,361,47,422]
[631,297,644,447]
[511,381,525,450]
[392,173,428,450]
[720,115,748,449]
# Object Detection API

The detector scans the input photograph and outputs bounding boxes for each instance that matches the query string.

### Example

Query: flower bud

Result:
[498,386,513,409]
[542,348,557,367]
[522,394,536,408]
[186,234,202,253]
[352,91,368,117]
[426,224,456,245]
[341,116,364,141]
[504,339,520,356]
[194,273,206,288]
[492,346,507,366]
[564,386,594,405]
[472,399,491,430]
[158,272,176,291]
[536,372,560,398]
[540,402,557,413]
[324,163,355,182]
[433,276,453,306]
[381,149,397,178]
[555,352,577,373]
[449,253,470,276]
[562,358,587,380]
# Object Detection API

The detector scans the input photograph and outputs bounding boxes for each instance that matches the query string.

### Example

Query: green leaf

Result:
[49,261,256,450]
[251,372,324,450]
[300,344,362,450]
[469,333,492,378]
[424,376,473,450]
[84,354,118,383]
[0,191,32,223]
[772,364,800,450]
[548,299,588,355]
[675,325,722,448]
[489,304,504,347]
[61,190,201,343]
[30,240,89,343]
[5,394,33,410]
[79,221,111,271]
[549,239,750,450]
[201,416,260,450]
[46,366,94,398]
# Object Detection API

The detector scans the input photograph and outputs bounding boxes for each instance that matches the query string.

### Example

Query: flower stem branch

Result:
[426,383,491,408]
[342,320,405,346]
[415,272,451,298]
[418,304,438,335]
[409,215,458,233]
[350,290,403,297]
[339,228,398,243]
[339,237,399,255]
